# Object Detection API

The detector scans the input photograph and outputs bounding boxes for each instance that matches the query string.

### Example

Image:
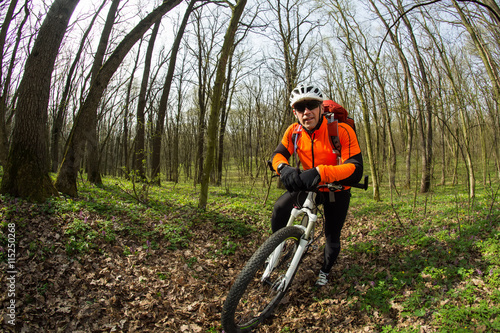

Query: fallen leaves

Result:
[1,193,497,333]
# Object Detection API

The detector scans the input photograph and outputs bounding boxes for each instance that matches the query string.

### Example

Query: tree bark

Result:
[0,0,25,167]
[86,0,121,186]
[199,0,247,209]
[1,0,80,202]
[55,0,182,196]
[135,21,160,181]
[151,0,196,184]
[51,0,107,172]
[370,0,415,189]
[331,0,380,200]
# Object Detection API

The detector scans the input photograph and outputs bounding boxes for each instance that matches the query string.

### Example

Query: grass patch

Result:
[0,173,497,331]
[344,181,499,330]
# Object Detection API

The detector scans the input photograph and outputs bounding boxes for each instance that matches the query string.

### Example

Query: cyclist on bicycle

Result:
[271,83,363,287]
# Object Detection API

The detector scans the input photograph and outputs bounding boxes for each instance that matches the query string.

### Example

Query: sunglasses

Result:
[293,100,322,112]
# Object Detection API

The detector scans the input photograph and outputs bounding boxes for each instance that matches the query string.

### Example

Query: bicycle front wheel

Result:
[221,226,304,333]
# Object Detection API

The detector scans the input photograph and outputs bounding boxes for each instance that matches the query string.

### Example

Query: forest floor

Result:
[0,178,499,332]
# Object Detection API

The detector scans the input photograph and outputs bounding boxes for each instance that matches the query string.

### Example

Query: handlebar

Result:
[267,160,369,191]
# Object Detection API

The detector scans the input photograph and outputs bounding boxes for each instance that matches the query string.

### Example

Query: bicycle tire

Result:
[221,226,305,333]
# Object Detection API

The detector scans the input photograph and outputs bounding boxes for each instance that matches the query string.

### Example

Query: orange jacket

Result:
[271,116,363,186]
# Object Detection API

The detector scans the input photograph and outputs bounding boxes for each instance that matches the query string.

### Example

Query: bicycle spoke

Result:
[233,236,298,327]
[221,226,305,333]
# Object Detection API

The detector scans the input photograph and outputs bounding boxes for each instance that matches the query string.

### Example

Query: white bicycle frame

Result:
[261,191,318,291]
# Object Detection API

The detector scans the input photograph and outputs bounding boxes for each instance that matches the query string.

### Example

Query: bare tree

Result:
[169,51,191,183]
[452,0,500,183]
[151,0,197,184]
[86,0,121,186]
[216,8,257,184]
[121,46,143,178]
[1,0,80,202]
[421,13,476,197]
[389,0,434,194]
[199,0,248,209]
[55,0,182,197]
[0,0,29,167]
[51,0,107,172]
[265,0,323,132]
[371,0,416,189]
[134,21,160,181]
[188,5,221,185]
[326,0,380,201]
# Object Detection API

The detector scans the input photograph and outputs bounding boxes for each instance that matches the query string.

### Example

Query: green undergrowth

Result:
[1,176,281,258]
[0,175,498,331]
[340,182,500,331]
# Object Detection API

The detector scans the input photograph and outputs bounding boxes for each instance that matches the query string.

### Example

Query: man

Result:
[271,83,363,286]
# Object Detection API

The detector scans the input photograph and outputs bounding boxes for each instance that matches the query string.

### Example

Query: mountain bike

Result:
[221,164,368,332]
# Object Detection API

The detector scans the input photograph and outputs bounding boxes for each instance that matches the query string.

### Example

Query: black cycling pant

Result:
[271,190,351,274]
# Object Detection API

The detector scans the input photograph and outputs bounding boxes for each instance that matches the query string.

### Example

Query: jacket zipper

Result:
[311,132,315,167]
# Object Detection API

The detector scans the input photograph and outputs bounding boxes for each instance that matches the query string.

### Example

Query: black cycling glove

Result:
[279,165,304,192]
[299,168,321,190]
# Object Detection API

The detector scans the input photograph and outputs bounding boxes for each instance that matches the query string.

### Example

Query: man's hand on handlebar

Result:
[267,161,368,192]
[299,168,321,190]
[279,165,305,192]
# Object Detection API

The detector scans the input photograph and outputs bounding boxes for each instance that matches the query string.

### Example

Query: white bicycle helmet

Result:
[289,83,324,107]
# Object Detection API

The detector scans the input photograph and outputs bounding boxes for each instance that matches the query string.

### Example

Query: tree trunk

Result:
[332,0,380,200]
[151,0,195,184]
[217,55,236,185]
[87,0,121,186]
[172,67,186,183]
[121,46,142,178]
[369,0,414,189]
[199,0,247,209]
[424,19,476,197]
[1,0,80,202]
[51,0,106,172]
[395,0,433,193]
[135,21,160,181]
[0,0,20,167]
[55,0,182,196]
[453,0,500,188]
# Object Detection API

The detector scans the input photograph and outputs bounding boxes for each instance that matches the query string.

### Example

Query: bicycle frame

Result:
[261,191,318,291]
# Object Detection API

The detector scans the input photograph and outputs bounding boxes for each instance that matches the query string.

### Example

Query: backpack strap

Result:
[324,114,342,165]
[324,114,341,152]
[291,124,302,168]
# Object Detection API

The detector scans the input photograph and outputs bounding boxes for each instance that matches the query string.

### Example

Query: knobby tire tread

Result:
[221,226,304,333]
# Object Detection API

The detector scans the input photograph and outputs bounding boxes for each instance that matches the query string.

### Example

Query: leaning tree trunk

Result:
[0,0,20,167]
[55,0,182,197]
[333,0,380,201]
[198,0,248,209]
[396,0,434,193]
[151,0,195,184]
[369,0,414,189]
[453,0,500,190]
[86,0,121,185]
[135,21,160,181]
[51,0,106,172]
[1,0,80,202]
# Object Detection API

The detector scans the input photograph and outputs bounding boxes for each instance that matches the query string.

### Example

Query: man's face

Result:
[293,100,323,131]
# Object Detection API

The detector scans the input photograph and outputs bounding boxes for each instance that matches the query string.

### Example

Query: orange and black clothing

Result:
[270,115,363,273]
[271,114,363,186]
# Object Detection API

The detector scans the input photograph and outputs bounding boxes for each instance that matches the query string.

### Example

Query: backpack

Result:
[322,100,356,154]
[292,100,355,165]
